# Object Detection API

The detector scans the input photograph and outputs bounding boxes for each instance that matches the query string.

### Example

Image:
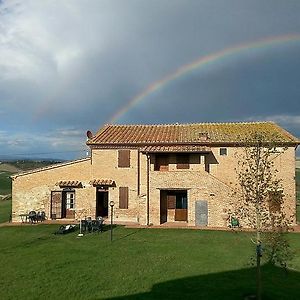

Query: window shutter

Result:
[167,195,176,209]
[118,150,130,167]
[155,155,169,171]
[119,187,129,209]
[177,154,190,169]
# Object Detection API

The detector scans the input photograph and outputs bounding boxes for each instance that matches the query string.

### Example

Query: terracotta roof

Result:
[141,145,211,153]
[90,179,115,186]
[87,122,299,146]
[57,180,82,187]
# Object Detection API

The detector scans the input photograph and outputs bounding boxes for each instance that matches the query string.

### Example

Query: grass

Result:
[0,226,300,299]
[0,199,11,223]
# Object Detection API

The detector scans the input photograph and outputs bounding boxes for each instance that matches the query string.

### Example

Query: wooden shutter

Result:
[119,187,129,209]
[167,195,176,209]
[177,154,190,169]
[118,150,130,167]
[268,191,281,213]
[155,155,169,171]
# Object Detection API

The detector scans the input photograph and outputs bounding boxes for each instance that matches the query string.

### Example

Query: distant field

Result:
[0,163,20,173]
[0,199,11,223]
[7,160,61,171]
[0,171,12,195]
[0,160,61,196]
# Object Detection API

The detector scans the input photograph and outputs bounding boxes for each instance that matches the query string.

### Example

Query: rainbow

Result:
[108,33,300,124]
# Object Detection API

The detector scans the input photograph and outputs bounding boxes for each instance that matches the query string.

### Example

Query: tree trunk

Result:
[256,250,262,300]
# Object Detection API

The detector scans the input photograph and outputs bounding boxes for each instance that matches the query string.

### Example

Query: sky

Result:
[0,0,299,160]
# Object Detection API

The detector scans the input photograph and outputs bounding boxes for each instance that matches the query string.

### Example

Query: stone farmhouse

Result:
[11,122,299,227]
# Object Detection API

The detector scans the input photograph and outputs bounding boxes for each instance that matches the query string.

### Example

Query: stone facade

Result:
[11,145,297,227]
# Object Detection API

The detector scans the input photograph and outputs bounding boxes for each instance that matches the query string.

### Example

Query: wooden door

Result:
[175,209,187,221]
[51,191,62,219]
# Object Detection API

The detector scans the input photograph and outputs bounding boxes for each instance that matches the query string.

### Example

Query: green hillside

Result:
[0,171,12,195]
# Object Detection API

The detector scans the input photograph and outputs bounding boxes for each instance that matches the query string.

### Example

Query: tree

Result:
[230,133,294,300]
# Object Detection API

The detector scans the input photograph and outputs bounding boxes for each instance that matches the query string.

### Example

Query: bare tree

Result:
[230,133,294,300]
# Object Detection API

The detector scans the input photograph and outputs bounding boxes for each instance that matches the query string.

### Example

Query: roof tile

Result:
[87,122,299,146]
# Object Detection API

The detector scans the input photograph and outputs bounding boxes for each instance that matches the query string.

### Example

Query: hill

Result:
[0,163,21,173]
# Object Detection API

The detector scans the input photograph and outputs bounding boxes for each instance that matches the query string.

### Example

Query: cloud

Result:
[0,127,87,159]
[0,0,300,158]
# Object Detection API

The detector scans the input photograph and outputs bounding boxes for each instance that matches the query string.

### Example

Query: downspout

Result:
[137,149,140,196]
[147,153,150,226]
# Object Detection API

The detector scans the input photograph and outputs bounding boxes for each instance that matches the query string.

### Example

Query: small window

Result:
[119,187,129,209]
[118,150,130,167]
[177,154,190,169]
[220,148,227,156]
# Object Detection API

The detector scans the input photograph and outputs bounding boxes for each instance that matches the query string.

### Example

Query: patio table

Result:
[19,214,29,223]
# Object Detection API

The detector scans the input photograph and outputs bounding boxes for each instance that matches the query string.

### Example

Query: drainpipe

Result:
[146,153,150,226]
[137,149,140,196]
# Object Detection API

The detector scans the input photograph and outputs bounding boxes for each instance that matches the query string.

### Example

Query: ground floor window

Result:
[176,192,187,209]
[66,191,75,209]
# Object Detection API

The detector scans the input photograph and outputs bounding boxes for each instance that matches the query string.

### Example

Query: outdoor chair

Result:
[92,217,104,233]
[86,217,93,233]
[229,216,240,228]
[36,211,46,222]
[28,211,37,224]
[80,219,87,232]
[55,224,76,234]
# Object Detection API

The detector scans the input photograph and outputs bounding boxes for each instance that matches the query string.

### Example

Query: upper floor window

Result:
[118,150,130,167]
[176,154,190,169]
[155,155,169,171]
[219,148,227,156]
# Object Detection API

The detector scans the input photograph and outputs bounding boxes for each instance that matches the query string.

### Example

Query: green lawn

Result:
[0,199,11,223]
[0,226,300,300]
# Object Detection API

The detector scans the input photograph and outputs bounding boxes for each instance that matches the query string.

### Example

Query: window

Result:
[155,155,169,171]
[176,193,187,209]
[220,148,227,156]
[66,192,75,209]
[167,195,176,209]
[176,154,190,169]
[118,150,130,167]
[119,187,129,209]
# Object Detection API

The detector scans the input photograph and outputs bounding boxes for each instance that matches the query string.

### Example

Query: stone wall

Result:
[12,145,297,226]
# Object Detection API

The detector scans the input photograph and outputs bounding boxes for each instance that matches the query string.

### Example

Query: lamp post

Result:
[110,200,115,242]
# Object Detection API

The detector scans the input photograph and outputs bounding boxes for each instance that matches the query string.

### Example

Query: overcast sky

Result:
[0,0,299,160]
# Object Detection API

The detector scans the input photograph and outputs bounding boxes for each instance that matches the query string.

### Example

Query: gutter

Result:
[146,153,150,226]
